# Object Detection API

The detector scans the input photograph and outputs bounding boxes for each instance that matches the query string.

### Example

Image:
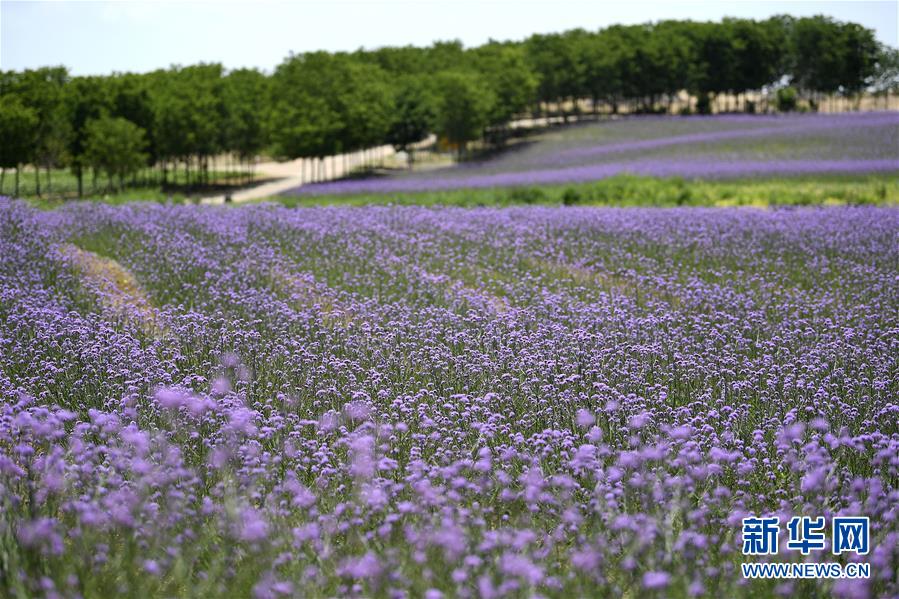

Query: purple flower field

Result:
[1,198,898,597]
[286,112,899,196]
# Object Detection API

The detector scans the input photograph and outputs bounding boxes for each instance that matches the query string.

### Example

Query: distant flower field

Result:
[1,199,897,597]
[286,112,899,196]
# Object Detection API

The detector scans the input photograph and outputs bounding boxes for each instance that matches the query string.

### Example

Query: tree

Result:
[426,41,466,72]
[689,21,740,108]
[730,18,784,97]
[223,68,269,182]
[4,67,71,195]
[870,44,899,106]
[791,16,844,100]
[64,76,113,197]
[0,96,38,197]
[836,22,879,98]
[269,52,343,179]
[110,73,156,176]
[356,45,430,75]
[470,42,538,132]
[269,52,393,179]
[386,76,435,167]
[525,32,584,118]
[83,116,148,192]
[583,26,631,113]
[337,57,394,155]
[150,64,226,187]
[432,71,495,157]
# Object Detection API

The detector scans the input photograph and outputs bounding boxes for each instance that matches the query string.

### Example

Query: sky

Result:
[2,0,897,75]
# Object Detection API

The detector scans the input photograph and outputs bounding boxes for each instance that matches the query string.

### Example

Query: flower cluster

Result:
[0,199,897,597]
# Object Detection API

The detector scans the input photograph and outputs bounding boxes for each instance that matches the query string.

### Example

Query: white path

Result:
[198,174,305,205]
[201,136,436,205]
[200,146,392,205]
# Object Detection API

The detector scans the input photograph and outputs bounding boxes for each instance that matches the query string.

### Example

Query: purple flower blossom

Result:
[643,571,671,590]
[0,197,896,597]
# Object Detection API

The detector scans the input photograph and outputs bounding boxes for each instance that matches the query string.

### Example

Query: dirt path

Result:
[61,243,166,336]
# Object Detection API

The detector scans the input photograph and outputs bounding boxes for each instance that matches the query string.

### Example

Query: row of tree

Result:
[1,15,897,198]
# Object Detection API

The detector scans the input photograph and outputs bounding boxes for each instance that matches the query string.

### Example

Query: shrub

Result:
[776,87,798,112]
[561,187,582,206]
[506,187,546,204]
[696,93,712,115]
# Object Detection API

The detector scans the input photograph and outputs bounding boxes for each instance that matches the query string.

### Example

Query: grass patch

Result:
[274,173,899,208]
[8,167,251,208]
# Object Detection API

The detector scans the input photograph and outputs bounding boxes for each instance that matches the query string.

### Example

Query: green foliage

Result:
[224,68,269,160]
[0,96,38,170]
[776,87,798,112]
[790,16,879,96]
[695,93,712,115]
[432,71,496,155]
[339,59,394,152]
[470,42,538,127]
[63,75,113,188]
[110,73,156,162]
[525,30,586,110]
[871,44,899,94]
[505,186,547,204]
[152,64,226,163]
[561,187,583,205]
[269,52,392,159]
[13,68,71,172]
[83,116,148,190]
[386,76,436,159]
[278,174,899,209]
[15,167,243,203]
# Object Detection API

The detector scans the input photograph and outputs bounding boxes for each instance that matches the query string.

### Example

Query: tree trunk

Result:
[77,167,83,198]
[35,167,41,197]
[15,167,20,197]
[0,168,4,194]
[46,164,52,195]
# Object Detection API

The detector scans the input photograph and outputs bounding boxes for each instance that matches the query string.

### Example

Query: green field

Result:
[4,167,252,205]
[275,173,899,208]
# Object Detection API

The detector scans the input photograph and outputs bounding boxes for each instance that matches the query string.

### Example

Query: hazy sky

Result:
[2,0,897,75]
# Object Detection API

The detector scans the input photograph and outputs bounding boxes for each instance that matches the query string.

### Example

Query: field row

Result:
[288,112,899,196]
